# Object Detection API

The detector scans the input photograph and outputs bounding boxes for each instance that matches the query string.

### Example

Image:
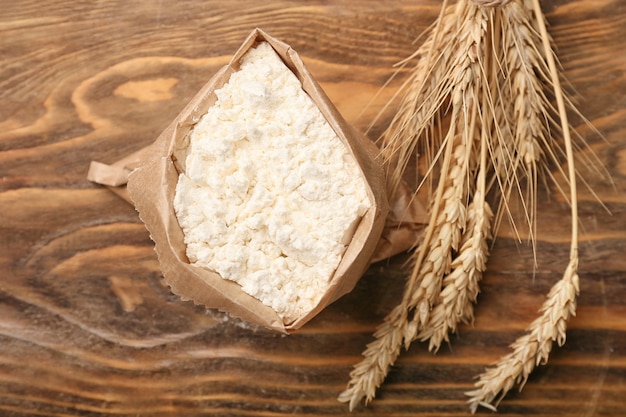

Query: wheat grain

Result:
[404,134,471,335]
[419,74,495,353]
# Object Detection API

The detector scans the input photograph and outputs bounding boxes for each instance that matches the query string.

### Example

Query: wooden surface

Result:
[1,1,625,415]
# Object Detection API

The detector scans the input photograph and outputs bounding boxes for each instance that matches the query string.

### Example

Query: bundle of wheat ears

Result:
[339,0,605,413]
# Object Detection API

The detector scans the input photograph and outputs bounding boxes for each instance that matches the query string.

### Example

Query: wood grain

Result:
[1,0,625,415]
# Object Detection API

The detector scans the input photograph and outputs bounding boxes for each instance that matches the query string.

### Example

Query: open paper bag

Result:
[88,28,426,332]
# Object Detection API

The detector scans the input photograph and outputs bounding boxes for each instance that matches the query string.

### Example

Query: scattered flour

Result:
[173,42,371,323]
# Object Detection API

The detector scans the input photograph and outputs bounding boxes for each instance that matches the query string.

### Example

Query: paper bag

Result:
[88,28,426,332]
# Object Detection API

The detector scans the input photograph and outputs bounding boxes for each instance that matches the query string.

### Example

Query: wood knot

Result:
[470,0,513,7]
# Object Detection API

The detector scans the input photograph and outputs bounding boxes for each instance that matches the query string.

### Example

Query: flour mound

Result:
[173,42,371,323]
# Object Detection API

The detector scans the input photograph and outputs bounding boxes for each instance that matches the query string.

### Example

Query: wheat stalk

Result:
[402,0,486,331]
[465,0,582,411]
[337,303,407,411]
[397,133,471,354]
[418,36,503,351]
[341,0,590,412]
[338,1,489,409]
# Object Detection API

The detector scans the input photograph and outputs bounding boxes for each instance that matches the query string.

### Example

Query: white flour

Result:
[173,42,371,323]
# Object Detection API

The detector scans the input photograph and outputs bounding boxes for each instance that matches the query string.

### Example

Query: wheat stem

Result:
[465,0,581,411]
[531,0,578,257]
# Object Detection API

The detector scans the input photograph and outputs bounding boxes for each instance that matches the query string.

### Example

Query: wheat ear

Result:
[419,94,495,352]
[380,0,457,197]
[338,132,472,412]
[337,303,407,411]
[419,196,493,353]
[466,0,581,411]
[402,0,486,335]
[338,2,488,409]
[466,260,579,413]
[501,0,551,247]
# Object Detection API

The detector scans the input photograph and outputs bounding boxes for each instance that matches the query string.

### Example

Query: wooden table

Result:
[1,1,625,415]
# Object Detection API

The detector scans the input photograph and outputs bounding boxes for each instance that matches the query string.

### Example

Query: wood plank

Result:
[1,0,625,415]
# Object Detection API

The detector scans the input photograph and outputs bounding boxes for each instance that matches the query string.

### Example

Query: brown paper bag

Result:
[88,28,426,332]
